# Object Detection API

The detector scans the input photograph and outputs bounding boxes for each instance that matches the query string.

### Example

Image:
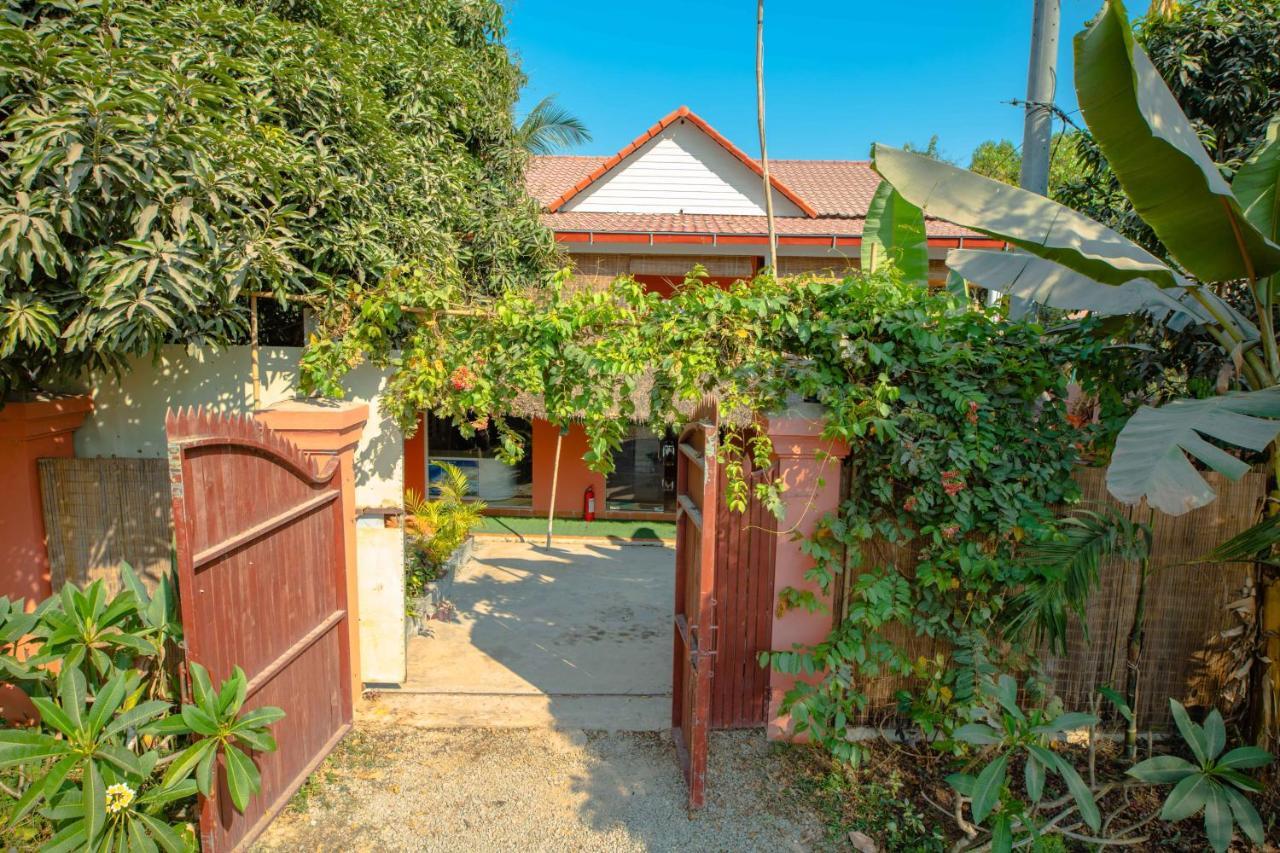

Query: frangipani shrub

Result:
[0,568,282,851]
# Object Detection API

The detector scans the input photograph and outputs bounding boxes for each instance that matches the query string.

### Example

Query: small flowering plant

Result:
[0,572,285,851]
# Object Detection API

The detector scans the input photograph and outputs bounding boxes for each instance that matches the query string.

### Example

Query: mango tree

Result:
[870,0,1280,741]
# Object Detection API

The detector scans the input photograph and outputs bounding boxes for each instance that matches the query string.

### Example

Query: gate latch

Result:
[688,624,718,672]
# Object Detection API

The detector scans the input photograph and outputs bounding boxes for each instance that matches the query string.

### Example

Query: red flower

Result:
[966,400,979,425]
[944,480,965,496]
[449,366,475,392]
[903,495,918,512]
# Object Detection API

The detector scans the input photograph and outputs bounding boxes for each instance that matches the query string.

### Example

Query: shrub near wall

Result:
[757,283,1114,762]
[0,568,282,850]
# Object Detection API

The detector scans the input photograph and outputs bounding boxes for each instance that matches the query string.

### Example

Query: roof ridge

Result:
[544,106,820,218]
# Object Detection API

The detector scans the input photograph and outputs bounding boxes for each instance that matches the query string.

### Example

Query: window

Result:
[605,426,676,512]
[425,415,533,508]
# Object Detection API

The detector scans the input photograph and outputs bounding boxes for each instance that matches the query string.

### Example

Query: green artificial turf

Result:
[477,514,675,541]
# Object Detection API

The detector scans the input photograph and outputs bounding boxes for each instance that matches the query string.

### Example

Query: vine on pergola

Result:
[302,267,1120,757]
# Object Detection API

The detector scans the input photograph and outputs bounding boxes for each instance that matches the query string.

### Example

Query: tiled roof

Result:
[527,154,978,239]
[527,156,884,219]
[539,210,977,238]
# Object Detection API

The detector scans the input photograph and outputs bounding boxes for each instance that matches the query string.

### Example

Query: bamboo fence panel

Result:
[843,466,1268,729]
[38,458,172,595]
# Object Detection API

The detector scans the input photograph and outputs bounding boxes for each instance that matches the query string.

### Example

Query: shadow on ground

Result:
[385,540,674,727]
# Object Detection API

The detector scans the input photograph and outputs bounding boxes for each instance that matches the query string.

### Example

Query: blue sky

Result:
[507,0,1150,164]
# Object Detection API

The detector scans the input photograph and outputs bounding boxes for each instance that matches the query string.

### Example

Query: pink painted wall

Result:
[763,405,850,741]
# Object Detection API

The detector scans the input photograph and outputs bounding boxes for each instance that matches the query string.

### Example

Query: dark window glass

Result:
[425,415,533,508]
[605,426,676,512]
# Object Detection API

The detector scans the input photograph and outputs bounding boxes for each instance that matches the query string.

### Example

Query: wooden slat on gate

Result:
[166,409,353,851]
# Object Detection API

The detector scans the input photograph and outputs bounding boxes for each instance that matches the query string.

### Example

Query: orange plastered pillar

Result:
[763,402,849,741]
[0,396,93,604]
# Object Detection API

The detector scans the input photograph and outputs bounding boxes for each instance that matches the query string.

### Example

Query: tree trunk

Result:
[545,428,563,549]
[1125,558,1149,762]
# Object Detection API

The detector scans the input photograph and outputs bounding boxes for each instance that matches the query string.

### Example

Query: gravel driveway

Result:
[254,724,828,852]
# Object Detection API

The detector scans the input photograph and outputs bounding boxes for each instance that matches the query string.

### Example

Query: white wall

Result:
[564,120,804,217]
[70,345,404,510]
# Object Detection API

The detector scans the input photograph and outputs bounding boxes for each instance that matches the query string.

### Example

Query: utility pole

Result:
[1008,0,1059,318]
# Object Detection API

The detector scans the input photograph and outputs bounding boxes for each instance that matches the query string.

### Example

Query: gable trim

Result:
[544,106,819,218]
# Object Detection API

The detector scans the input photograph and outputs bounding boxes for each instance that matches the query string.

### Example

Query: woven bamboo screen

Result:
[38,458,172,595]
[842,466,1268,729]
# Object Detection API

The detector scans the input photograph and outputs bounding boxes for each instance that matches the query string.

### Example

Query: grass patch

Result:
[477,515,674,541]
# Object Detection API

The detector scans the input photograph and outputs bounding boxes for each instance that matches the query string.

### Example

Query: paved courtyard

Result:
[376,538,674,729]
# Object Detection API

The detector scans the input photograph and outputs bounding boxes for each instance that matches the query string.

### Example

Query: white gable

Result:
[562,119,804,217]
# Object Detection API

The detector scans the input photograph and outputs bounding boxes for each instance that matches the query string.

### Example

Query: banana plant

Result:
[860,181,929,284]
[1127,699,1272,852]
[871,0,1280,518]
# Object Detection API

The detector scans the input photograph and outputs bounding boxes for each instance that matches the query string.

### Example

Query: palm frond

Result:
[518,95,591,155]
[1197,510,1280,566]
[1003,509,1151,654]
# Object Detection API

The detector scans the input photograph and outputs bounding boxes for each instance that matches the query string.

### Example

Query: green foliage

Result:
[1074,0,1280,284]
[1127,699,1273,852]
[875,0,1280,517]
[0,571,283,850]
[1003,508,1151,654]
[322,266,1105,760]
[860,181,928,285]
[799,763,946,852]
[946,675,1100,849]
[0,0,555,397]
[1060,0,1280,255]
[967,133,1086,197]
[404,463,486,599]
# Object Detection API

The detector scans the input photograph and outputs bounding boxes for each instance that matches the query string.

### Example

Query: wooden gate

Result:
[672,416,718,809]
[711,457,777,729]
[166,409,353,851]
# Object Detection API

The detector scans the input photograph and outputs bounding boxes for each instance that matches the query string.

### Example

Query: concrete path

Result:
[374,539,674,729]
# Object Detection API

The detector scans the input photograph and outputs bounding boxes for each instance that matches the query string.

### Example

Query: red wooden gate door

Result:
[672,416,718,809]
[166,410,353,851]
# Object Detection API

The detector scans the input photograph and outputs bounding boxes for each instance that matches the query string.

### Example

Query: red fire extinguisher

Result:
[583,485,596,522]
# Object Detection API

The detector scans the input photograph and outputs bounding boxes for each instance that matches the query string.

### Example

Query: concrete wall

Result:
[69,345,404,509]
[65,344,410,685]
[356,518,406,684]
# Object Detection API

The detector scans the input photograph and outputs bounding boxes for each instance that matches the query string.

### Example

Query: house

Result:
[405,106,997,521]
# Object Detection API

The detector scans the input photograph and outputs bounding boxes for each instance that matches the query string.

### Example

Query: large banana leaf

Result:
[861,180,929,284]
[1075,1,1280,283]
[1106,388,1280,515]
[872,144,1178,288]
[1234,114,1280,308]
[945,249,1255,335]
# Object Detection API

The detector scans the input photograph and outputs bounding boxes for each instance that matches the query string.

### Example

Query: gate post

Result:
[255,399,368,704]
[763,401,849,740]
[0,396,93,603]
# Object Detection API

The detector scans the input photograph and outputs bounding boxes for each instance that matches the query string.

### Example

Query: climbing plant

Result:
[308,266,1114,743]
